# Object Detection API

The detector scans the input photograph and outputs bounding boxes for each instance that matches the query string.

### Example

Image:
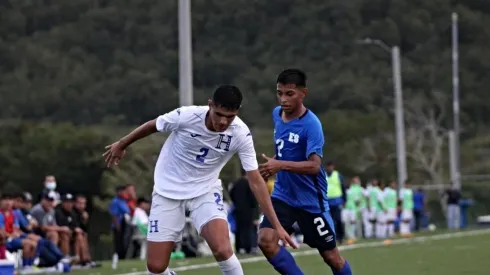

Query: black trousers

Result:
[235,219,256,253]
[329,205,344,243]
[414,210,423,232]
[113,225,131,259]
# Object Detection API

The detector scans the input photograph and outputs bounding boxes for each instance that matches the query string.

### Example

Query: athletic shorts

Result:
[385,209,397,221]
[401,209,413,220]
[147,186,227,242]
[260,198,336,253]
[342,209,357,223]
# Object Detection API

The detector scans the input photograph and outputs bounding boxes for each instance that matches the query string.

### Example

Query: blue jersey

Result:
[271,106,329,213]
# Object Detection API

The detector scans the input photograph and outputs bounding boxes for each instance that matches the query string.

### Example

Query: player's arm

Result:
[238,131,297,248]
[246,170,282,228]
[275,153,321,175]
[119,108,182,148]
[262,120,324,175]
[104,108,182,167]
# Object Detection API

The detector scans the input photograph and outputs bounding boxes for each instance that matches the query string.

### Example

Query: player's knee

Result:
[147,258,169,274]
[258,228,279,252]
[321,249,344,270]
[210,243,233,261]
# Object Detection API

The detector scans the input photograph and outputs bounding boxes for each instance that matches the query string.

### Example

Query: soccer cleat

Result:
[169,269,178,275]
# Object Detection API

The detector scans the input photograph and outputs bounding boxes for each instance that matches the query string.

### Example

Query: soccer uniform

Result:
[343,186,360,223]
[399,188,414,220]
[367,186,381,221]
[147,106,258,242]
[383,187,398,221]
[260,107,336,252]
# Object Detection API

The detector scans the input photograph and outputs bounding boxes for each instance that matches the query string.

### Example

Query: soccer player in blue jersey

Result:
[258,69,353,275]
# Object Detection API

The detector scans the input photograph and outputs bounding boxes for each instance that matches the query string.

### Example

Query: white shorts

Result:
[385,209,397,221]
[342,209,357,223]
[147,186,228,242]
[367,208,378,221]
[376,211,386,223]
[401,209,413,220]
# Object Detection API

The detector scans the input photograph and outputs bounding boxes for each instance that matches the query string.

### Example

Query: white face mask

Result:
[46,182,57,190]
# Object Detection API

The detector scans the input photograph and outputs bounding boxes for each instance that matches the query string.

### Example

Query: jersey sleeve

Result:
[305,119,325,159]
[156,108,182,132]
[237,129,259,171]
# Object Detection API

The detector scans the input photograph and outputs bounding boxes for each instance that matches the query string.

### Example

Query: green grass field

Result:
[59,229,490,275]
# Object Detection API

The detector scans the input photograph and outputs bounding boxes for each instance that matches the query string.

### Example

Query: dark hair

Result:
[0,193,13,200]
[212,85,243,110]
[75,194,86,200]
[277,68,307,87]
[137,197,150,205]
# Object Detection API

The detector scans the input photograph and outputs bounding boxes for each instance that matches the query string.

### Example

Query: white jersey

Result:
[154,105,258,200]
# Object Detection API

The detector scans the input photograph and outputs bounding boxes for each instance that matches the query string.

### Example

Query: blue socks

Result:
[22,258,34,266]
[332,260,353,275]
[268,246,304,275]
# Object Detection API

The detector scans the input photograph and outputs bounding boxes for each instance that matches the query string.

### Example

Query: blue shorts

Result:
[6,236,26,252]
[260,198,337,252]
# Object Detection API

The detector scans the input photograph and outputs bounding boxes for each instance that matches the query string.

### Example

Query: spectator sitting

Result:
[55,193,92,265]
[73,195,89,234]
[0,193,38,269]
[30,191,71,250]
[72,194,96,267]
[12,193,65,268]
[12,193,41,243]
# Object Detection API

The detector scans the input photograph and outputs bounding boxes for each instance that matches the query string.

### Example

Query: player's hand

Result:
[276,226,298,249]
[259,154,280,179]
[103,141,127,168]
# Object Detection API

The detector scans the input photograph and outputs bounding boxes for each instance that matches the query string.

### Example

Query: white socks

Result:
[217,254,244,275]
[376,223,386,239]
[364,221,373,238]
[147,268,172,275]
[400,222,411,235]
[387,223,395,237]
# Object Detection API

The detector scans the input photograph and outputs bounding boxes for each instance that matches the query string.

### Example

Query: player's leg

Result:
[386,210,395,238]
[375,212,386,239]
[298,211,353,275]
[349,212,357,242]
[146,193,185,275]
[258,199,303,275]
[400,209,413,236]
[190,187,242,275]
[364,209,374,238]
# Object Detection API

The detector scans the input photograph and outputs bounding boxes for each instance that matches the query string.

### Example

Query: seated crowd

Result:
[0,188,95,271]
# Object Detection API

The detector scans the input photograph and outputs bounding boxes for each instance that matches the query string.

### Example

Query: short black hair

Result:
[277,69,307,87]
[212,85,243,110]
[1,193,13,200]
[137,197,150,205]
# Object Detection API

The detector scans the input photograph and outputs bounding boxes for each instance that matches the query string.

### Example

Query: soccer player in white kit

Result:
[103,85,295,275]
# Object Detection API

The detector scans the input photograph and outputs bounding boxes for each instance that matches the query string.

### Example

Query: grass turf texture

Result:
[41,229,490,275]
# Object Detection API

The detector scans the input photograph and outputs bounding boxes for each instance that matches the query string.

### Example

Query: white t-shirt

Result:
[132,207,149,225]
[154,105,258,200]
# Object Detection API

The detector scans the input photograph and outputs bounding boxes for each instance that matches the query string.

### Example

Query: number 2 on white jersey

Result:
[276,138,284,157]
[313,217,329,236]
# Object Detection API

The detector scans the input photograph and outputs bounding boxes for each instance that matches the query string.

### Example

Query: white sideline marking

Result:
[116,229,490,274]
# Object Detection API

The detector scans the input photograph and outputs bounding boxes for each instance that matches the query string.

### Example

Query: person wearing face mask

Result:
[42,175,61,206]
